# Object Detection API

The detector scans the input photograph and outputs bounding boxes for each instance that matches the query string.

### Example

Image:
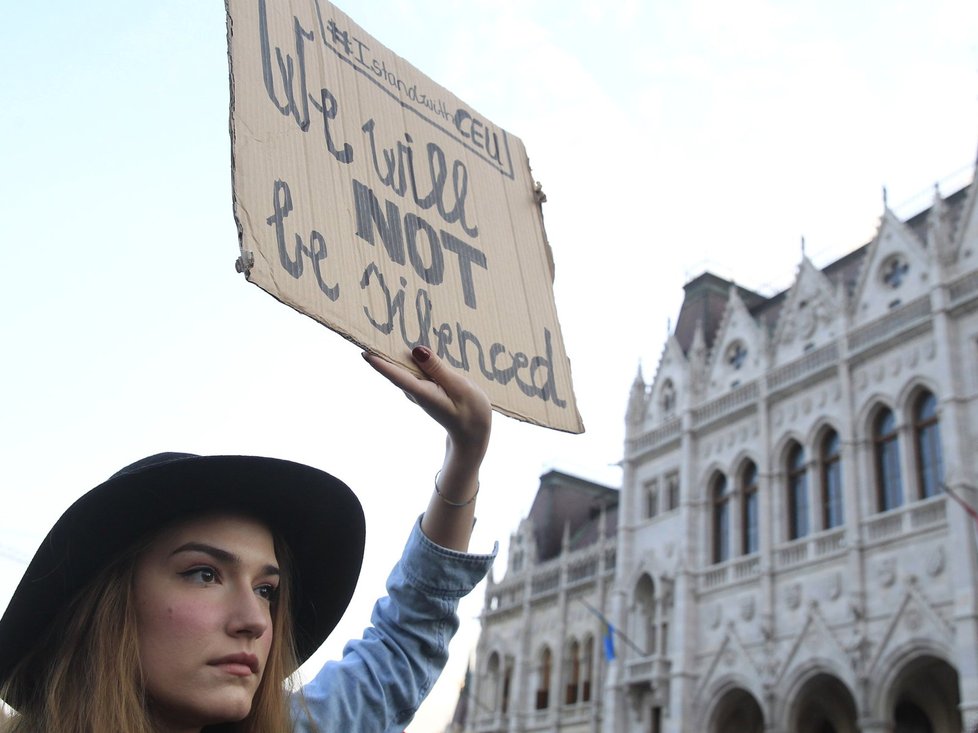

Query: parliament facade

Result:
[465,163,978,732]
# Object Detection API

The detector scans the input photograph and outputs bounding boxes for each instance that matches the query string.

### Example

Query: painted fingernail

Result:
[412,346,432,362]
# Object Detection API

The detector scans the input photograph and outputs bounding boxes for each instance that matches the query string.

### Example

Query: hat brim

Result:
[0,453,365,705]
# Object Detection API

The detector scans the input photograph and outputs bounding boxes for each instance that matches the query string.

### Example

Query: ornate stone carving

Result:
[805,626,822,652]
[825,573,842,601]
[904,605,923,632]
[878,558,897,588]
[709,603,722,629]
[785,583,802,610]
[782,285,834,345]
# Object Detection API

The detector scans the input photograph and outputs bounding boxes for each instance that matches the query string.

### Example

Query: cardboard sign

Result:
[226,0,583,433]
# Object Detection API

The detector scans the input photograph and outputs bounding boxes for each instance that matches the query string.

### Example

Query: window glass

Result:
[874,408,903,511]
[788,443,809,539]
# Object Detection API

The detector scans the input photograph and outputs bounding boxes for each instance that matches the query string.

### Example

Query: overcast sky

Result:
[2,1,977,729]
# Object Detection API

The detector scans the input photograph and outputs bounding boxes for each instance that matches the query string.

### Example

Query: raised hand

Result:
[362,346,492,550]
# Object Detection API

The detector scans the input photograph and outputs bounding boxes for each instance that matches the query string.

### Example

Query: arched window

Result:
[787,443,809,540]
[634,574,656,655]
[666,471,680,510]
[820,429,844,529]
[913,391,943,499]
[741,461,759,555]
[565,639,581,704]
[874,407,903,511]
[712,473,731,563]
[535,647,552,709]
[581,636,594,702]
[502,658,513,713]
[644,479,659,519]
[487,652,501,710]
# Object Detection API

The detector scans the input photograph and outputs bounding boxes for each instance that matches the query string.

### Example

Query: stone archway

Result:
[894,700,933,733]
[709,687,764,733]
[789,672,858,733]
[889,655,961,733]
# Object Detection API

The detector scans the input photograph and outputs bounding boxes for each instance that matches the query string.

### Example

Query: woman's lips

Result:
[209,653,259,676]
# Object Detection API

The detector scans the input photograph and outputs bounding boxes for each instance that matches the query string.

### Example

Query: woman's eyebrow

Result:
[170,542,280,576]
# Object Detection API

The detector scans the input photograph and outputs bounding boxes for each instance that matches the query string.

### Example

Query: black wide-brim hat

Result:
[0,452,365,707]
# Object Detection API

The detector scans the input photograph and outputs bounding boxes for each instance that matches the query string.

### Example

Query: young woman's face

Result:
[133,514,279,732]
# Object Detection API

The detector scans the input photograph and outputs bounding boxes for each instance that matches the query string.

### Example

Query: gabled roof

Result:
[527,470,618,562]
[672,184,971,350]
[673,273,766,353]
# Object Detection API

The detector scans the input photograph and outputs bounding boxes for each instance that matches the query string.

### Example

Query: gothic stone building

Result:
[469,470,618,733]
[468,168,978,733]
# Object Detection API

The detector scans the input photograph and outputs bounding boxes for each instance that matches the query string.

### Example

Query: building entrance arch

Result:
[789,672,858,733]
[888,655,961,733]
[708,687,764,733]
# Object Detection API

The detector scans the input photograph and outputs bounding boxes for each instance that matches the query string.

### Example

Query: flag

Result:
[603,622,616,661]
[576,598,644,658]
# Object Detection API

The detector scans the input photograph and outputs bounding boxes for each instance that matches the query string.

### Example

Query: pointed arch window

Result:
[711,473,731,563]
[820,429,844,529]
[644,479,659,519]
[787,443,809,540]
[581,636,594,702]
[634,574,656,655]
[535,647,552,709]
[665,471,680,511]
[914,391,943,499]
[564,639,581,704]
[874,407,903,511]
[487,652,501,711]
[741,461,759,555]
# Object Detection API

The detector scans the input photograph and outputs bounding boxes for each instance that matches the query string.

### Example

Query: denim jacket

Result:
[291,517,496,732]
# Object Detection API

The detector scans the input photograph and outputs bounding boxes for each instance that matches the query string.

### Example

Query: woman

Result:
[0,346,495,732]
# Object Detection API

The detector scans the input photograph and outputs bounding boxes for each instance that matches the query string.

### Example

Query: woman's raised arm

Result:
[362,345,491,551]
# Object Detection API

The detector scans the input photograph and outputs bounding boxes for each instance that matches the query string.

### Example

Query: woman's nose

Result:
[227,587,270,638]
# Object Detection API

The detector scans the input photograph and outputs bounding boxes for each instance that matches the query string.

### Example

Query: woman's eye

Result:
[256,584,279,602]
[181,567,218,584]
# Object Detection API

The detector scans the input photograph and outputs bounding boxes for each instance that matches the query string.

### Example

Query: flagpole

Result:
[943,482,978,552]
[577,598,647,657]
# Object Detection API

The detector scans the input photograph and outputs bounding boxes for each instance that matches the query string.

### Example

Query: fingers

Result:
[362,346,491,438]
[410,347,492,420]
[361,349,451,418]
[362,346,462,403]
[408,346,464,398]
[360,350,421,394]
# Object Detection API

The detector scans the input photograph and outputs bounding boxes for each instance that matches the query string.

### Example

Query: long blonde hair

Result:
[0,523,301,733]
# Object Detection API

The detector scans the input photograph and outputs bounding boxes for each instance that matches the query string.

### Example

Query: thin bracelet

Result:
[434,470,480,507]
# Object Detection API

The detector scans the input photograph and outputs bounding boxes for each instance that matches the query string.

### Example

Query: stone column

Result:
[931,265,978,733]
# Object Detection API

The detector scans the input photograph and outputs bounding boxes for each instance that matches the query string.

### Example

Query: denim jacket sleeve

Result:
[290,516,496,733]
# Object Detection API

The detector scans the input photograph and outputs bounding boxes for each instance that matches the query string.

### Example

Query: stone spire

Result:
[928,182,956,267]
[625,362,647,429]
